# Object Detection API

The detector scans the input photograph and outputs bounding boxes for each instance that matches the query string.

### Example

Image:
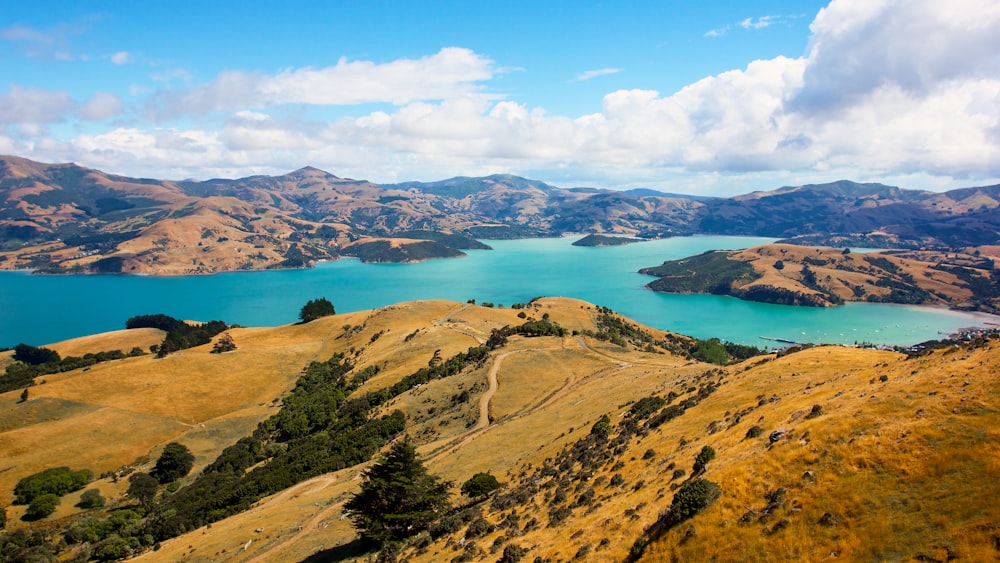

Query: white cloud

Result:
[576,68,622,81]
[0,86,75,124]
[0,21,91,60]
[147,47,496,119]
[706,14,796,37]
[15,0,1000,194]
[79,91,125,120]
[740,16,782,30]
[110,51,132,64]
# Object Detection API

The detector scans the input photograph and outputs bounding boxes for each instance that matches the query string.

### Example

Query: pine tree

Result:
[344,438,451,547]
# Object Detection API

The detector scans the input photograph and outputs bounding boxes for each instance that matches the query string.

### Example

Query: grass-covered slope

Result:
[1,299,998,563]
[642,244,1000,312]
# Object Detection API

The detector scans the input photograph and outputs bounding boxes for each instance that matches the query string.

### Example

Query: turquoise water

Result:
[0,236,993,347]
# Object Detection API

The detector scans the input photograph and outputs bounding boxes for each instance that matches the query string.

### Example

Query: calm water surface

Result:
[0,236,993,347]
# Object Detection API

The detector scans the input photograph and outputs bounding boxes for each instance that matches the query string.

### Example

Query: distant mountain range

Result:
[1,155,998,274]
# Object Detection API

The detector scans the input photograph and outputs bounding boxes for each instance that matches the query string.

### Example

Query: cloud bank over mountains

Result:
[0,0,997,194]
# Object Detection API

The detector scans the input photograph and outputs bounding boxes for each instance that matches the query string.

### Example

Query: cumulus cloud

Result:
[576,68,622,81]
[79,91,125,120]
[147,47,496,119]
[790,0,1000,113]
[0,86,75,124]
[19,0,1000,193]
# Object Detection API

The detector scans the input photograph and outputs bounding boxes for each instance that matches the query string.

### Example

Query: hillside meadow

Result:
[0,298,997,562]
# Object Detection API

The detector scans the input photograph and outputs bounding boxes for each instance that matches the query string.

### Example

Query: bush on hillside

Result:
[14,467,92,504]
[461,472,502,499]
[76,489,106,509]
[692,446,716,474]
[24,494,61,520]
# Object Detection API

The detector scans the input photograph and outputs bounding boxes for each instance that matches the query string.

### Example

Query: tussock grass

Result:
[5,300,998,563]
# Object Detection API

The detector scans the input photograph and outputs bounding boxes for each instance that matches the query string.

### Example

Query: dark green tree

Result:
[299,297,336,323]
[344,438,451,547]
[667,478,721,523]
[153,442,195,484]
[24,493,60,520]
[692,445,716,474]
[0,506,6,529]
[76,488,106,509]
[127,473,158,506]
[590,414,613,438]
[461,472,502,499]
[14,467,92,504]
[13,343,60,365]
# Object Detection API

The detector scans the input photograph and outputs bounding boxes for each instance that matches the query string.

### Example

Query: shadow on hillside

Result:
[298,539,371,563]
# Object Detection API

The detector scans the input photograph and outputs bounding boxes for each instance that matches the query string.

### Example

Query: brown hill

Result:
[642,244,1000,314]
[5,156,999,276]
[1,299,998,562]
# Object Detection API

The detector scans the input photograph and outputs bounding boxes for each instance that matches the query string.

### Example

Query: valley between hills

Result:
[1,298,999,562]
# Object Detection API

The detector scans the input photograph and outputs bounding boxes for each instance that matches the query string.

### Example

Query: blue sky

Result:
[1,0,998,195]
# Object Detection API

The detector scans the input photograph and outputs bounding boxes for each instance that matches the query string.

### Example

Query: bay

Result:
[0,235,993,348]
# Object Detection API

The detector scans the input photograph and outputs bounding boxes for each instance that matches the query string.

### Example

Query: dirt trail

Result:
[244,473,352,563]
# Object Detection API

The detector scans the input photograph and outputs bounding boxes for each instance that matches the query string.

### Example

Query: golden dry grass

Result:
[4,299,998,563]
[733,244,978,307]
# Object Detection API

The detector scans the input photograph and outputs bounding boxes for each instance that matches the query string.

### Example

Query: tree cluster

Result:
[14,467,93,505]
[299,297,336,323]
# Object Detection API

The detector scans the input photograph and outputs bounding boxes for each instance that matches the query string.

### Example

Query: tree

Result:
[344,438,451,547]
[127,473,158,506]
[210,333,236,354]
[0,506,6,529]
[25,493,60,520]
[461,472,502,499]
[19,388,29,403]
[667,478,720,524]
[692,445,716,474]
[14,467,92,504]
[77,488,106,509]
[13,343,60,365]
[153,442,195,484]
[299,297,336,323]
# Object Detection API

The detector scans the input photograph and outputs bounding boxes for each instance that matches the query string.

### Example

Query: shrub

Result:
[0,507,6,529]
[464,516,492,538]
[25,493,61,520]
[461,472,502,499]
[14,467,93,504]
[210,333,236,353]
[498,544,528,563]
[745,425,765,439]
[590,415,612,438]
[666,478,721,525]
[77,488,106,509]
[629,396,666,419]
[692,446,716,474]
